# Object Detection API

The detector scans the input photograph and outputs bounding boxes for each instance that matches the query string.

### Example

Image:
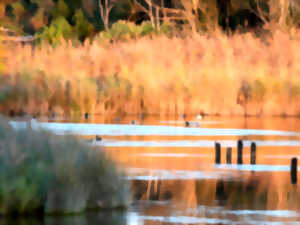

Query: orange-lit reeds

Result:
[2,30,300,117]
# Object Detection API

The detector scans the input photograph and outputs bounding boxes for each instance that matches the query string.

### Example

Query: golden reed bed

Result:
[2,30,300,117]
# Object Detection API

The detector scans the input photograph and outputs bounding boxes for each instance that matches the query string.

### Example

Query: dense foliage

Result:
[0,116,130,215]
[0,0,300,43]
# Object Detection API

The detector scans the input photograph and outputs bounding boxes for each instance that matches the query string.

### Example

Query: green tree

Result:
[39,16,73,44]
[73,9,94,41]
[51,0,70,19]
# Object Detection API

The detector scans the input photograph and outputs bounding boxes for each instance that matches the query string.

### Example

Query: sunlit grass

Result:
[1,28,300,117]
[0,116,130,216]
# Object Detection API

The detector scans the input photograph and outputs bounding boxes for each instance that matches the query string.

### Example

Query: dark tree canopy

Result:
[0,0,298,41]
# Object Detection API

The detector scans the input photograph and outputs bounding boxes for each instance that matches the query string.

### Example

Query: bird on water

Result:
[185,121,200,127]
[196,114,203,120]
[96,135,102,141]
[185,114,202,127]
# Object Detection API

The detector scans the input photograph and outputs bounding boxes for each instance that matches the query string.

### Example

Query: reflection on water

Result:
[129,172,300,223]
[9,121,300,136]
[7,116,300,225]
[93,139,300,147]
[137,153,300,160]
[137,153,210,158]
[215,164,294,172]
[127,168,231,180]
[159,120,224,125]
[127,213,300,225]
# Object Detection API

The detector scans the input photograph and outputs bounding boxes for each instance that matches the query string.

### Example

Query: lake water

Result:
[8,116,300,225]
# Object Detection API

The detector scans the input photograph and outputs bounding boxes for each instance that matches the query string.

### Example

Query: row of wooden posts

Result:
[214,140,256,165]
[214,140,298,184]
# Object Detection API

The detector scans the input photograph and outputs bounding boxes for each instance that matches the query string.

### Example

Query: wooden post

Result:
[237,140,243,164]
[291,157,297,184]
[226,147,232,164]
[250,142,256,165]
[215,142,221,164]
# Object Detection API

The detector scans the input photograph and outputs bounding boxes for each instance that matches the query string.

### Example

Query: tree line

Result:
[0,0,299,42]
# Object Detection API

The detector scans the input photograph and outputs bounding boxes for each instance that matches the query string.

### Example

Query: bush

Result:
[38,16,74,45]
[73,9,94,41]
[97,21,173,42]
[0,37,4,74]
[0,116,130,216]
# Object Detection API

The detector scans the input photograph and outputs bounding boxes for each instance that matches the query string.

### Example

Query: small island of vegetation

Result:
[0,116,130,216]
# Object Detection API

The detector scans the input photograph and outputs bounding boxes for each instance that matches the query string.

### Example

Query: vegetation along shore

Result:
[0,0,300,117]
[0,115,130,216]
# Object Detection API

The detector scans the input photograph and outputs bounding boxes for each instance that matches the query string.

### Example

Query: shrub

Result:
[38,16,74,45]
[0,36,4,74]
[0,116,130,216]
[97,21,173,42]
[73,9,94,41]
[51,0,70,19]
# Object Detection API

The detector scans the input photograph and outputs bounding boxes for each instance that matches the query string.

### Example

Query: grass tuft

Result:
[0,115,130,216]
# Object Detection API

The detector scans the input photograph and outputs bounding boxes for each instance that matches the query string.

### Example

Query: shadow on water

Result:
[0,211,128,225]
[130,169,300,222]
[131,176,271,209]
[211,176,267,209]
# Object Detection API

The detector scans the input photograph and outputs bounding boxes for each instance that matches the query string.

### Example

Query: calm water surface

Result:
[9,116,300,224]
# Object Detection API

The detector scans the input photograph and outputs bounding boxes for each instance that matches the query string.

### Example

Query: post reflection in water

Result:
[130,171,300,224]
[107,116,300,224]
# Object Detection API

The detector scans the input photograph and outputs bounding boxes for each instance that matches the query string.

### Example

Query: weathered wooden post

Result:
[215,142,221,164]
[226,147,232,164]
[250,142,256,164]
[291,157,297,184]
[237,140,243,164]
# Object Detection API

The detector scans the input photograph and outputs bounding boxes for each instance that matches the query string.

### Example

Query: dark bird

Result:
[114,117,120,123]
[185,121,190,127]
[185,121,200,127]
[96,135,102,141]
[131,120,138,125]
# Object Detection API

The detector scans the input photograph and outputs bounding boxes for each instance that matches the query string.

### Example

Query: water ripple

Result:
[9,121,300,136]
[93,140,300,147]
[127,212,300,225]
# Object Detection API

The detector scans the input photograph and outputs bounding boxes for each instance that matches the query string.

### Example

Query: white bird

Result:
[196,114,203,120]
[29,118,37,129]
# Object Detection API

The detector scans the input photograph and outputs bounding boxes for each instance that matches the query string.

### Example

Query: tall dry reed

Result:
[2,29,300,117]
